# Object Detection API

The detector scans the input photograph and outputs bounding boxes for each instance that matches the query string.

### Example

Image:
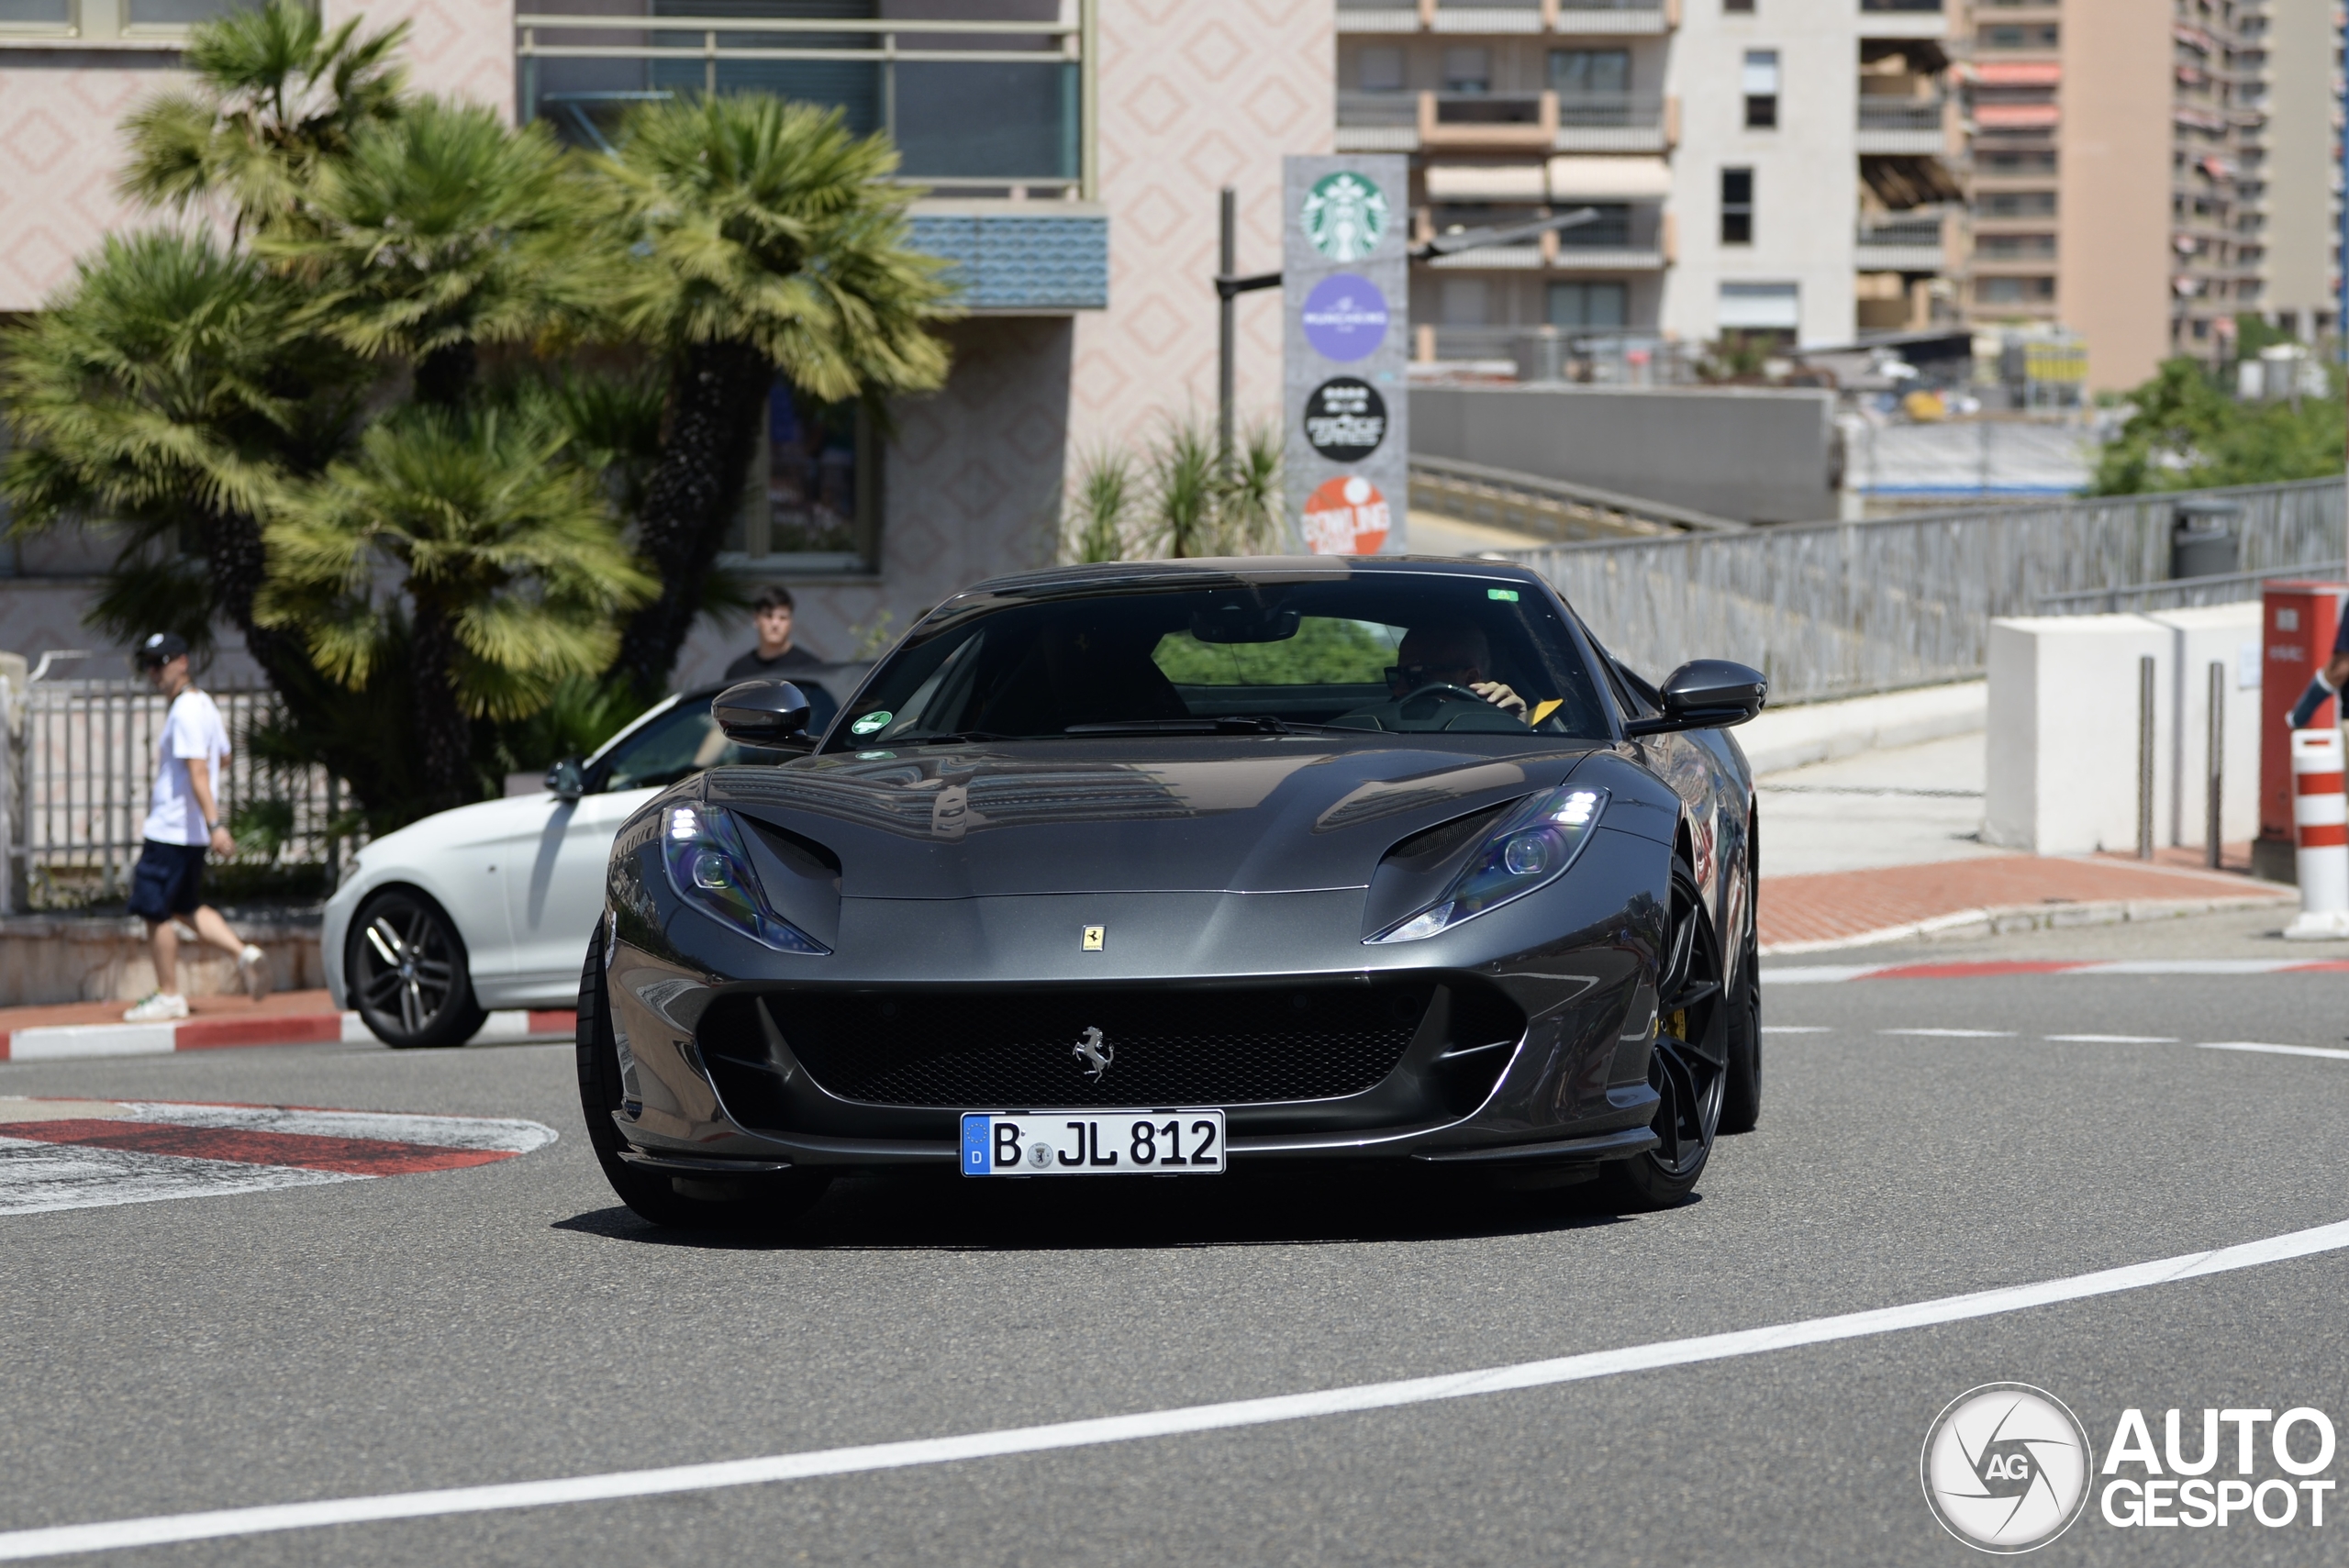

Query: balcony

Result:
[1854,214,1946,271]
[1347,89,1672,151]
[1855,95,1945,154]
[1857,0,1947,41]
[1334,0,1670,37]
[1423,204,1670,271]
[515,8,1089,197]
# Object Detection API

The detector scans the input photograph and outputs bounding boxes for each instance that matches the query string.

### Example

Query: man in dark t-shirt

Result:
[725,584,823,681]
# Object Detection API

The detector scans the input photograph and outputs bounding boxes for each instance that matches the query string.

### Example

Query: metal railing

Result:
[1413,454,1743,539]
[1857,216,1945,246]
[1858,97,1944,131]
[0,677,347,912]
[1337,90,1420,128]
[1497,478,2345,703]
[1554,91,1665,128]
[514,8,1094,195]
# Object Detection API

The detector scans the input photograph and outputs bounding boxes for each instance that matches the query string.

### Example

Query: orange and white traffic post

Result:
[2285,726,2349,939]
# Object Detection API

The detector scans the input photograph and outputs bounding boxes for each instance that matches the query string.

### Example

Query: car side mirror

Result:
[713,679,813,750]
[1624,660,1768,736]
[545,757,586,802]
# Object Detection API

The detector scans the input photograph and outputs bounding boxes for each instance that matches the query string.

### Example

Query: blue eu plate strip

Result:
[961,1114,990,1174]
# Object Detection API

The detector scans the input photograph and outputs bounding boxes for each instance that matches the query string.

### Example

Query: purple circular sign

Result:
[1300,273,1389,362]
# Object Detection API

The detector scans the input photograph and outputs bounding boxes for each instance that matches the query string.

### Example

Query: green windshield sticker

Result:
[1487,588,1520,602]
[850,710,893,736]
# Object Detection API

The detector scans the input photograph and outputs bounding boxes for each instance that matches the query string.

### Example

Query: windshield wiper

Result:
[886,730,1020,747]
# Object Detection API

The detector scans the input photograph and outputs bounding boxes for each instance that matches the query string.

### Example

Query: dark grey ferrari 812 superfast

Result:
[578,557,1765,1228]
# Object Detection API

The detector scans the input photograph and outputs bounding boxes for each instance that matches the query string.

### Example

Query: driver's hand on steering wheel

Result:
[1470,681,1527,717]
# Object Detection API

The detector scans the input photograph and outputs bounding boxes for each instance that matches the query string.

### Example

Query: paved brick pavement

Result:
[1759,852,2292,952]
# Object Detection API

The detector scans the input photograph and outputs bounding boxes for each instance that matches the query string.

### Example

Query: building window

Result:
[1438,277,1490,328]
[0,0,262,31]
[1442,47,1491,95]
[1979,23,2059,49]
[1719,282,1798,331]
[1720,167,1753,245]
[1548,282,1629,328]
[1549,49,1630,95]
[721,383,877,574]
[1975,276,2055,305]
[1976,232,2057,259]
[1724,0,1753,12]
[1980,190,2056,217]
[1978,149,2056,176]
[1742,50,1779,128]
[1359,46,1405,94]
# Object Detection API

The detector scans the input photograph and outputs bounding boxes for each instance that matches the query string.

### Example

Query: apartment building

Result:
[0,0,1330,680]
[1332,0,1964,364]
[1960,0,2334,393]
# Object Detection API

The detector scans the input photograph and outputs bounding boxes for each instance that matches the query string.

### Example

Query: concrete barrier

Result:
[1985,606,2263,855]
[1735,680,1985,776]
[0,914,321,1008]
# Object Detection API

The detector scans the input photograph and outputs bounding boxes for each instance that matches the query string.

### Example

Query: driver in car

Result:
[1387,622,1526,717]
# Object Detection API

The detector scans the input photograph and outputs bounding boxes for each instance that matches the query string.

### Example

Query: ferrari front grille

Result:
[764,984,1431,1108]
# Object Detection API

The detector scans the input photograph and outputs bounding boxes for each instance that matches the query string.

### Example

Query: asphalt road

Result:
[5,959,2349,1565]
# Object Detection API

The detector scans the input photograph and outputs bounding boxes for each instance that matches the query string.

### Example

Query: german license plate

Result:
[960,1111,1224,1176]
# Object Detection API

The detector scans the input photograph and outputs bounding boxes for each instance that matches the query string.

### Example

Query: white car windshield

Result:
[596,682,838,793]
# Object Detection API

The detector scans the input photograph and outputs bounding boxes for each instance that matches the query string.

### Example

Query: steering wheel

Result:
[1397,683,1492,715]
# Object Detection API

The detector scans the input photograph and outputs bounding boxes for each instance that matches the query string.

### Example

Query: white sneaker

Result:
[237,943,271,1001]
[124,992,189,1022]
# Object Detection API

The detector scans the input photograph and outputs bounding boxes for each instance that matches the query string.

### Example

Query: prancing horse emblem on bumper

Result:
[1073,1026,1114,1082]
[1082,925,1105,951]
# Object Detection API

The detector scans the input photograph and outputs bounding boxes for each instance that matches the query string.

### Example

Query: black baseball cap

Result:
[133,631,189,669]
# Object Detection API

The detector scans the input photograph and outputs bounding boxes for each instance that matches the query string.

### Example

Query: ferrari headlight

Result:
[1366,786,1609,944]
[661,804,829,956]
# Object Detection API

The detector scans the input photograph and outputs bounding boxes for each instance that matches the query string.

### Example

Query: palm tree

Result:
[0,230,364,659]
[258,406,656,808]
[118,0,409,239]
[596,94,958,692]
[262,99,591,406]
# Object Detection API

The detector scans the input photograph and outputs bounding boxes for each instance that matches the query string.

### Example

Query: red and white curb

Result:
[1764,957,2349,984]
[0,1009,576,1062]
[0,1098,556,1215]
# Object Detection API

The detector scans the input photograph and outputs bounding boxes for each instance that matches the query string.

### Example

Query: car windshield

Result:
[828,576,1611,747]
[596,681,838,792]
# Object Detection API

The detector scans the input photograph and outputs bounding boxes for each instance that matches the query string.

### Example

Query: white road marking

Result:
[2044,1034,2177,1044]
[116,1103,558,1154]
[9,1211,2349,1561]
[1877,1029,2017,1039]
[1759,966,1880,984]
[0,1140,355,1216]
[1760,1026,1831,1035]
[2199,1041,2349,1062]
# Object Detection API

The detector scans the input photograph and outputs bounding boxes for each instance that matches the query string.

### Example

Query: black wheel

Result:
[348,889,485,1049]
[575,930,829,1232]
[1719,911,1762,1136]
[1600,854,1728,1210]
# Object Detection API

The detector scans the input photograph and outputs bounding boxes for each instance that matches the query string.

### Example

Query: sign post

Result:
[1283,155,1408,556]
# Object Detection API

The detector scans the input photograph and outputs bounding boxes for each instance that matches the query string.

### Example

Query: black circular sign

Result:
[1302,377,1387,462]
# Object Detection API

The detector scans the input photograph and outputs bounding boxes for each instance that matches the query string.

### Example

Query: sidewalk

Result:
[1759,853,2291,953]
[0,990,575,1062]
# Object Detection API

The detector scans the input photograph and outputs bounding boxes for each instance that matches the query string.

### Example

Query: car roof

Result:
[959,555,1551,600]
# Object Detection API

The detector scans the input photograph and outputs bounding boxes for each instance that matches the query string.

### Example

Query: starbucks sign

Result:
[1300,171,1387,264]
[1284,156,1407,556]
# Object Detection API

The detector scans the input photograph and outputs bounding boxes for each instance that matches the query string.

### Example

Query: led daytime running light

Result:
[1367,785,1609,944]
[661,804,829,956]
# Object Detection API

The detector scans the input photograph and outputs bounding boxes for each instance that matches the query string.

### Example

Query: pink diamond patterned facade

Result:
[0,2,1335,691]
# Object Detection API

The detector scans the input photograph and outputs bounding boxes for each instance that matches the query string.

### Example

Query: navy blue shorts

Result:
[128,840,207,921]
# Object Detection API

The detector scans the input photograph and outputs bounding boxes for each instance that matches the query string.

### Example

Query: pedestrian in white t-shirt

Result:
[122,633,270,1021]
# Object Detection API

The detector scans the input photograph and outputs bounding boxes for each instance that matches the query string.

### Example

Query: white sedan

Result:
[323,673,852,1047]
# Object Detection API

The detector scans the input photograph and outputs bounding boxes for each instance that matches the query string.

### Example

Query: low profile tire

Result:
[347,889,486,1050]
[1719,914,1762,1136]
[1599,853,1729,1210]
[575,931,829,1232]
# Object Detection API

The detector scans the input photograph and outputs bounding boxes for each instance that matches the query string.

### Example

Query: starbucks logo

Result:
[1301,172,1387,262]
